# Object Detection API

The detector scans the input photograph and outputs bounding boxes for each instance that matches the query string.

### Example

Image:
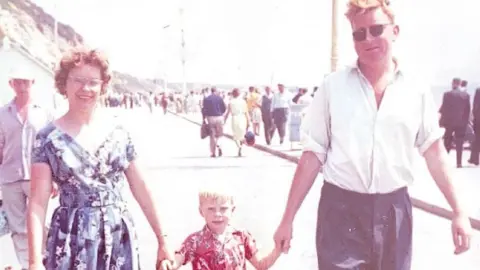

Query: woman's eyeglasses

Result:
[352,24,391,42]
[68,76,103,88]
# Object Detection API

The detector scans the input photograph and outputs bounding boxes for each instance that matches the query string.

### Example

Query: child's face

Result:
[199,198,235,234]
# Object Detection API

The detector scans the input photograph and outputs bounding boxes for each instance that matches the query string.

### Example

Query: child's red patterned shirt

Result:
[177,225,258,270]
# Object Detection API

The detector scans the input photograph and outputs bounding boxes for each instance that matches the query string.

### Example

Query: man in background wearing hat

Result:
[0,68,54,269]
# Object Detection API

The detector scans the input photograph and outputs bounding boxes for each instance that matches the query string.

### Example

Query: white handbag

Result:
[0,200,10,237]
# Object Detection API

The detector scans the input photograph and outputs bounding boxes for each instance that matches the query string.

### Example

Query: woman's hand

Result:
[158,259,174,270]
[29,263,46,270]
[156,241,174,270]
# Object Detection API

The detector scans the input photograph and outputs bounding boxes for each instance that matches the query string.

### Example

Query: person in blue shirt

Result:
[202,87,226,157]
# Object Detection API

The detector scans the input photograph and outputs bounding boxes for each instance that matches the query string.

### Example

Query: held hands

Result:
[158,259,175,270]
[273,219,293,254]
[156,241,174,270]
[451,214,473,255]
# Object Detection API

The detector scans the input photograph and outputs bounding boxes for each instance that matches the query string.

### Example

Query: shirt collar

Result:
[350,57,404,78]
[7,99,40,113]
[202,224,234,240]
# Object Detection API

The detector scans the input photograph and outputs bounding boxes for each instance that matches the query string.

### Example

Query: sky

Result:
[33,0,480,86]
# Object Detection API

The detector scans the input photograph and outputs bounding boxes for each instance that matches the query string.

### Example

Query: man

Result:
[0,68,54,269]
[460,80,468,92]
[297,88,313,106]
[291,88,303,104]
[273,1,472,270]
[270,83,290,144]
[202,87,226,157]
[261,86,274,145]
[439,78,471,167]
[185,90,197,114]
[469,87,480,165]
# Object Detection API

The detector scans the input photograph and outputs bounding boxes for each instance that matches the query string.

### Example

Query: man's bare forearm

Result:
[281,151,322,223]
[424,140,468,215]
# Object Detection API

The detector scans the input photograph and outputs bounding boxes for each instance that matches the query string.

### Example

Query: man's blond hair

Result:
[345,0,395,23]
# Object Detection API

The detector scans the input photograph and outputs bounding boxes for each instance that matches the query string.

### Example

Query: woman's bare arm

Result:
[27,163,54,266]
[125,161,167,245]
[224,104,231,122]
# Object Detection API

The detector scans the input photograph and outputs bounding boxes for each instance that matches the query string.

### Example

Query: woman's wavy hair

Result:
[54,46,112,96]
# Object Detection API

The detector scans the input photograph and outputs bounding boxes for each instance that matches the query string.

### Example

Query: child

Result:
[160,185,282,270]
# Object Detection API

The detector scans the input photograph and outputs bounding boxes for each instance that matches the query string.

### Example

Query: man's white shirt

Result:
[301,62,443,193]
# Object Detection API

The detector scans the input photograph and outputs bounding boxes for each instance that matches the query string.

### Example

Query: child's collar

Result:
[203,224,234,240]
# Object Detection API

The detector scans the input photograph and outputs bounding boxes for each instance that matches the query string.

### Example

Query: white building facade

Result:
[0,37,67,114]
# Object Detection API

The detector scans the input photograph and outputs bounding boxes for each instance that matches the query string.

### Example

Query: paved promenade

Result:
[1,108,479,269]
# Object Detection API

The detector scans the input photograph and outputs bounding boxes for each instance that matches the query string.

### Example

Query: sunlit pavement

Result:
[1,107,479,269]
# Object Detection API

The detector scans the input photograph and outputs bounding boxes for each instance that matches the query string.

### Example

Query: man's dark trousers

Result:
[316,182,412,270]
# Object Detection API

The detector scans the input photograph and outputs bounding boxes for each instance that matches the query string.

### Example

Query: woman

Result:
[27,47,172,269]
[248,88,262,136]
[224,88,249,157]
[288,88,309,150]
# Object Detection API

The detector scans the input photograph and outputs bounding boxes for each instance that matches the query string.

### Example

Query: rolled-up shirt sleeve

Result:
[301,80,331,164]
[415,86,444,154]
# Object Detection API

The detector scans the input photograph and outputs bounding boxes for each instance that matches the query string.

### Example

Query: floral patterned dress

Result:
[31,123,140,270]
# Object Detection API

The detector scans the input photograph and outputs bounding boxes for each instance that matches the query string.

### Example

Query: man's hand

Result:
[452,214,473,255]
[273,219,293,254]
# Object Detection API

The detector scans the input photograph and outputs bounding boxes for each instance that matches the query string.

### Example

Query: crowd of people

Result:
[199,85,315,157]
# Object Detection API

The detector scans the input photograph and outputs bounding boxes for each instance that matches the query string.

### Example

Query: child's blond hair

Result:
[345,0,395,23]
[198,181,235,205]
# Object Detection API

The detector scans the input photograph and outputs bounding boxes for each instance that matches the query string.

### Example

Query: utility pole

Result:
[179,6,187,94]
[164,76,168,92]
[160,24,171,92]
[330,0,339,72]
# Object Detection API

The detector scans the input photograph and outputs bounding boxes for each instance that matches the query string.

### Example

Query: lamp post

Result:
[330,0,339,72]
[179,6,187,94]
[160,10,187,95]
[160,24,171,92]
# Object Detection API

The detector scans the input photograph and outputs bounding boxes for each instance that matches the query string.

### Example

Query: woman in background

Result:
[224,88,250,157]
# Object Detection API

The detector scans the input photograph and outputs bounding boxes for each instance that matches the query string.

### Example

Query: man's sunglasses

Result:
[352,24,391,42]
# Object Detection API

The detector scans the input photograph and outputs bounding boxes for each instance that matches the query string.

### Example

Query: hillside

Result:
[0,0,159,93]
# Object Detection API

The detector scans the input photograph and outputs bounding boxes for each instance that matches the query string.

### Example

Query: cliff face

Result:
[0,0,159,92]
